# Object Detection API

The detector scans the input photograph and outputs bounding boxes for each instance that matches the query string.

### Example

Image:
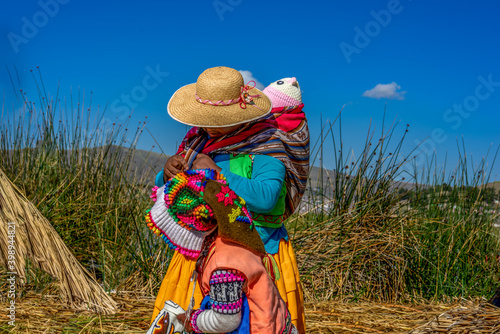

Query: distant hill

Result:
[487,181,500,192]
[126,147,166,182]
[307,165,416,191]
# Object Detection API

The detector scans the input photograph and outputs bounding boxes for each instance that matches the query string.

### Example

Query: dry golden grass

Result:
[1,291,498,333]
[0,291,151,333]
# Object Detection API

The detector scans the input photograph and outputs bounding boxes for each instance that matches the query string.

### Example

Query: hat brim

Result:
[167,83,272,127]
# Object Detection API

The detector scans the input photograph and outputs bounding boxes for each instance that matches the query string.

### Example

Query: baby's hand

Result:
[163,155,189,181]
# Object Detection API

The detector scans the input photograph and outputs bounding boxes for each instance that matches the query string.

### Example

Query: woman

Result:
[150,66,309,333]
[147,170,297,333]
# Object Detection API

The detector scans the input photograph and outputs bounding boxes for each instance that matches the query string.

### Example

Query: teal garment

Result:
[213,154,285,213]
[154,154,288,254]
[254,224,289,254]
[155,169,165,187]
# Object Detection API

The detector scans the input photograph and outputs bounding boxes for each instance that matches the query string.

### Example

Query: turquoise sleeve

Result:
[218,155,286,213]
[155,169,165,187]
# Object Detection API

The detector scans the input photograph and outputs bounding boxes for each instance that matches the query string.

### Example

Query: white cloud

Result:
[362,82,406,100]
[238,70,265,90]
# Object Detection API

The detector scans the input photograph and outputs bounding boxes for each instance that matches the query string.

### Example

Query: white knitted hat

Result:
[263,77,302,109]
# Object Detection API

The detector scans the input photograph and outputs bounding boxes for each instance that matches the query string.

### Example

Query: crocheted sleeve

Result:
[190,269,245,333]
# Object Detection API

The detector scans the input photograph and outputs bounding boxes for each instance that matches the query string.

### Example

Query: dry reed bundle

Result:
[0,168,118,314]
[410,300,500,334]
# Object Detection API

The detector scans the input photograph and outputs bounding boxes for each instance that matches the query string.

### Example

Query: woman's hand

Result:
[192,153,222,173]
[176,313,193,332]
[163,154,189,181]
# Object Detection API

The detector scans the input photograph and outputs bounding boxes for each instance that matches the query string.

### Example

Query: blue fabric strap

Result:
[199,294,250,334]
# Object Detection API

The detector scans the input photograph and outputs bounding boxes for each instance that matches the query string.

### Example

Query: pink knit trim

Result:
[263,85,301,108]
[190,309,203,333]
[212,299,243,313]
[150,186,159,202]
[210,271,245,284]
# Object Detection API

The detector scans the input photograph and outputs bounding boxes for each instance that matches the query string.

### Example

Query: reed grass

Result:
[292,111,500,302]
[404,142,500,299]
[2,291,484,334]
[0,69,170,298]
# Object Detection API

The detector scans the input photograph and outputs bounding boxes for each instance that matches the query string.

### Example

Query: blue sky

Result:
[1,0,499,182]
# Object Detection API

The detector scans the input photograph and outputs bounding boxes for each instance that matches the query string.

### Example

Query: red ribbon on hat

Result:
[239,81,262,110]
[195,81,262,110]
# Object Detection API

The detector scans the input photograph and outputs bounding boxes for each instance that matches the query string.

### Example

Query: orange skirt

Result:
[151,239,305,334]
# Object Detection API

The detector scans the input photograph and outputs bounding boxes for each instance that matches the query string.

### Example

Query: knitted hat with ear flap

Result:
[145,169,265,258]
[146,169,222,259]
[263,77,302,109]
[146,169,280,280]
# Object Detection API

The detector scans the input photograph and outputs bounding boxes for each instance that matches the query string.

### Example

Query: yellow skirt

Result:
[151,239,306,334]
[151,251,204,319]
[274,239,306,334]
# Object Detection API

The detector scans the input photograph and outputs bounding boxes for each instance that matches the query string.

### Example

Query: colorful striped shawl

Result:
[176,104,310,218]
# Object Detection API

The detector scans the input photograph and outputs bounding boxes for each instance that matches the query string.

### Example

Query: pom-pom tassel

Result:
[150,186,159,202]
[262,254,281,281]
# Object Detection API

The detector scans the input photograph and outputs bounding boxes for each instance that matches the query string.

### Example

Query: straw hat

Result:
[167,66,272,127]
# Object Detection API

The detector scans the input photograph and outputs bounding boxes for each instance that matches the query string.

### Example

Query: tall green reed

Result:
[405,141,500,299]
[293,111,416,301]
